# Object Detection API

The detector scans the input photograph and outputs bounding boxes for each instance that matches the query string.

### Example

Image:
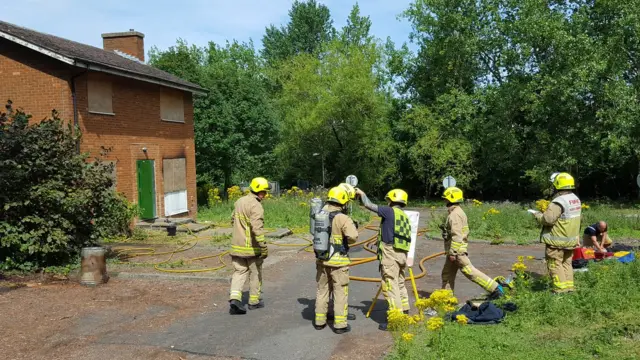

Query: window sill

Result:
[89,111,115,116]
[161,118,185,124]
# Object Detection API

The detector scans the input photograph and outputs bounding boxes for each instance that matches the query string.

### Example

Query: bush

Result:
[0,101,136,270]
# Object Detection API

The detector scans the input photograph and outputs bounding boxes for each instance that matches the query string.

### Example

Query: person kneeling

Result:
[583,221,612,253]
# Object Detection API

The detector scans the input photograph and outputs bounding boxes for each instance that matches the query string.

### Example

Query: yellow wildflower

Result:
[207,187,222,206]
[227,185,244,200]
[456,314,469,325]
[387,309,408,330]
[581,203,590,210]
[415,298,431,311]
[518,256,524,262]
[299,202,308,207]
[426,316,444,331]
[443,304,456,313]
[512,262,527,272]
[536,199,550,212]
[526,256,535,260]
[402,333,415,342]
[473,199,483,206]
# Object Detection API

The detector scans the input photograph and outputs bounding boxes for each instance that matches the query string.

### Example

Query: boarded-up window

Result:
[163,158,188,216]
[160,88,185,122]
[88,76,113,114]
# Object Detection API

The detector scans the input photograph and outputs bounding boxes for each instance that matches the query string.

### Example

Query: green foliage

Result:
[148,0,640,200]
[261,0,335,66]
[199,196,370,231]
[274,34,397,191]
[427,201,640,244]
[0,102,135,270]
[399,0,640,199]
[388,260,640,360]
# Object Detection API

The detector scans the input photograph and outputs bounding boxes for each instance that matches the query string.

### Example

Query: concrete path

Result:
[2,209,548,360]
[92,215,547,360]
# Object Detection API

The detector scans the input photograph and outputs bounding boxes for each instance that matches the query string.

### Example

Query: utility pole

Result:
[313,153,326,188]
[322,155,325,188]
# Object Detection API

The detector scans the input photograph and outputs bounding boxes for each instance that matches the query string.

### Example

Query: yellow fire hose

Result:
[112,219,444,284]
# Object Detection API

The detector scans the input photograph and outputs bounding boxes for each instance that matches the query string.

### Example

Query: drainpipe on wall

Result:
[69,70,87,153]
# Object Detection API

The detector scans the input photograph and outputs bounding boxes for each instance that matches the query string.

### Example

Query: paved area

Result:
[0,210,548,360]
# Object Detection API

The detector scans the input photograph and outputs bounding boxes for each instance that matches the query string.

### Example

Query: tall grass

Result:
[425,201,640,244]
[198,197,371,232]
[388,259,640,360]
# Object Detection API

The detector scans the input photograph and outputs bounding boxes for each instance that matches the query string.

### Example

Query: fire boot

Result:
[229,300,247,315]
[248,300,265,310]
[334,325,351,334]
[328,313,356,321]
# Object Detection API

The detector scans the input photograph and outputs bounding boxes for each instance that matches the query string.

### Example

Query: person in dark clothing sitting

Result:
[583,221,612,253]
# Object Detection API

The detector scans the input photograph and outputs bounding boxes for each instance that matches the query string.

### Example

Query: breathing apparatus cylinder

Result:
[310,198,332,259]
[309,198,324,236]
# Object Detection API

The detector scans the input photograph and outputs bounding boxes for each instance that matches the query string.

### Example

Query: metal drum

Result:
[79,247,109,286]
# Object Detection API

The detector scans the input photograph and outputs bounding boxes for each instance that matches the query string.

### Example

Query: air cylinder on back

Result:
[309,198,323,236]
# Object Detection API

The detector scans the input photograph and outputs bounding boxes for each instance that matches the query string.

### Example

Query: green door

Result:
[137,160,156,220]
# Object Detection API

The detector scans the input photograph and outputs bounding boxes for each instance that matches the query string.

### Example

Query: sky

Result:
[1,0,415,59]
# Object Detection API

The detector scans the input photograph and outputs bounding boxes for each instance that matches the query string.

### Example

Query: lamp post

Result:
[313,153,325,188]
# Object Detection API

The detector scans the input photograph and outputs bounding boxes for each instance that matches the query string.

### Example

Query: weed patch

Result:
[426,201,640,244]
[388,259,640,360]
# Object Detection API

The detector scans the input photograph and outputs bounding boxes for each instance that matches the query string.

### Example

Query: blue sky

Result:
[1,0,415,59]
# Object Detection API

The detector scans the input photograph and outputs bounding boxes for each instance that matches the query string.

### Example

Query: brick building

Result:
[0,21,205,220]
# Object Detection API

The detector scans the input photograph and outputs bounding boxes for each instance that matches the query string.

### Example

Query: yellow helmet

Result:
[327,186,349,205]
[552,172,575,190]
[443,187,463,204]
[339,183,356,200]
[385,189,408,206]
[249,177,271,193]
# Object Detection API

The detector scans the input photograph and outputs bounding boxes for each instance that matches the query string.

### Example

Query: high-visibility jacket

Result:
[444,205,469,256]
[377,207,411,260]
[318,204,358,268]
[231,193,267,257]
[537,193,581,249]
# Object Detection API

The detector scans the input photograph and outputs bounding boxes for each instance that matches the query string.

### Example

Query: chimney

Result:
[101,29,145,62]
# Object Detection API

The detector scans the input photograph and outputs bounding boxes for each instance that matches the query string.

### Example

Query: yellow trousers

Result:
[229,256,263,305]
[379,244,410,312]
[315,263,349,329]
[441,254,498,293]
[545,246,574,293]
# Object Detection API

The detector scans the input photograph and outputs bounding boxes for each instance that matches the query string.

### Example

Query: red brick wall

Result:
[75,72,197,218]
[0,38,74,122]
[103,36,145,62]
[0,40,197,218]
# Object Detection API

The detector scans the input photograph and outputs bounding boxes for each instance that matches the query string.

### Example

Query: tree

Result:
[339,3,373,48]
[0,102,134,270]
[274,39,396,191]
[261,0,335,66]
[400,0,640,199]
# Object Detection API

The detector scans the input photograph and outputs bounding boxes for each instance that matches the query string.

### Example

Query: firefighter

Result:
[314,186,359,334]
[440,187,504,299]
[531,172,581,293]
[356,188,411,331]
[228,177,270,315]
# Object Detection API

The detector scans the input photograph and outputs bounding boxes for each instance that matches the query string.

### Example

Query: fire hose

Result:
[112,221,445,281]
